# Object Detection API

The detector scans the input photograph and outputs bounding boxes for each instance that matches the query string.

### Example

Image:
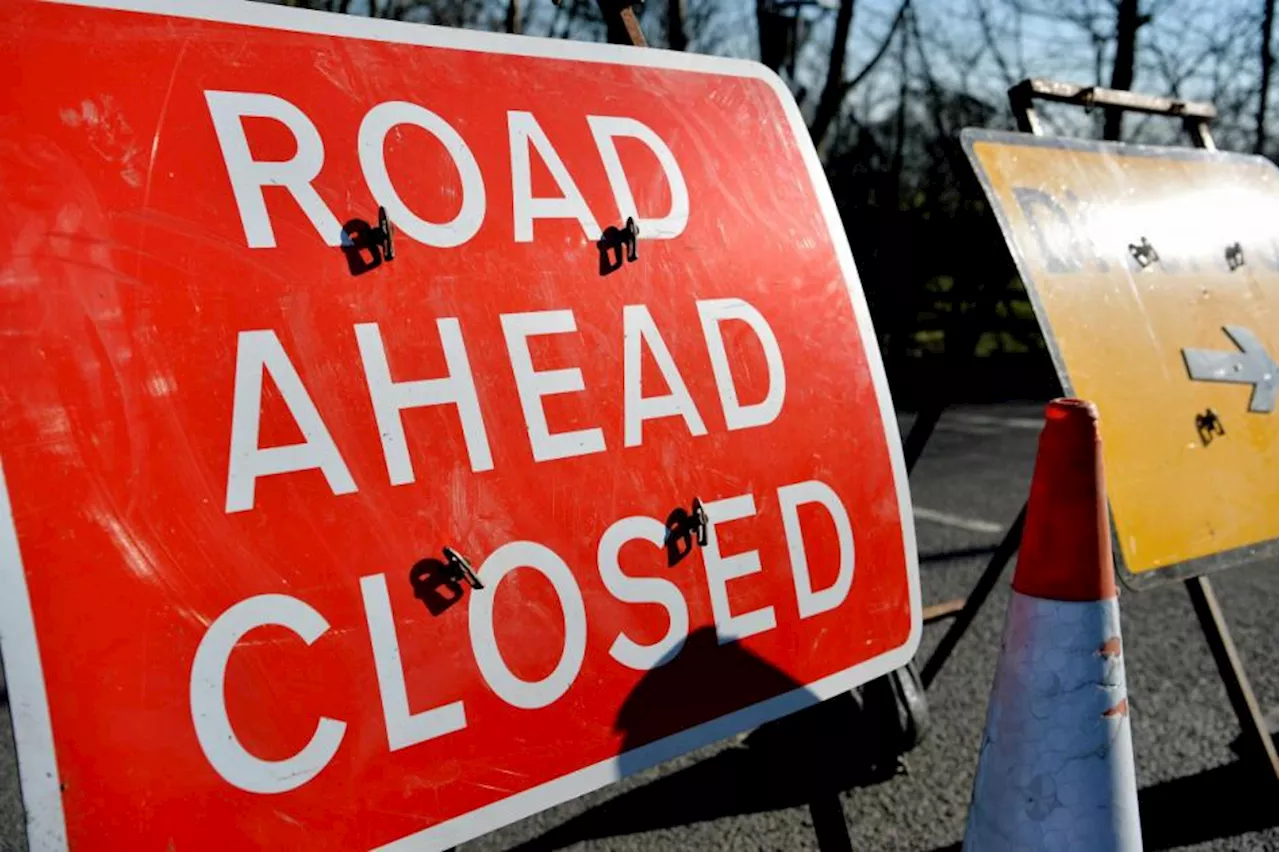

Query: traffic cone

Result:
[963,399,1143,852]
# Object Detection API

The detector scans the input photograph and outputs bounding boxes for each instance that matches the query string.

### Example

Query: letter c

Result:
[190,594,345,794]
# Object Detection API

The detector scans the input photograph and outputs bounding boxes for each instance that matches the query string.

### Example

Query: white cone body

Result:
[963,591,1143,852]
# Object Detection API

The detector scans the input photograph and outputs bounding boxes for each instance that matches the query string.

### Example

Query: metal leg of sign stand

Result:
[1008,77,1277,784]
[909,388,1025,678]
[1185,576,1280,778]
[900,286,1027,664]
[808,793,855,852]
[903,403,945,474]
[920,504,1026,689]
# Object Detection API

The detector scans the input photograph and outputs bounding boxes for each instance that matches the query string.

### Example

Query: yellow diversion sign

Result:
[962,129,1278,587]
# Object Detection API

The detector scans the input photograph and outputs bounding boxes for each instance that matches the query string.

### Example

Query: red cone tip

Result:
[1011,398,1117,602]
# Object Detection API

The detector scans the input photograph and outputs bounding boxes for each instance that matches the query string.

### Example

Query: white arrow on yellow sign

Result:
[1182,325,1278,413]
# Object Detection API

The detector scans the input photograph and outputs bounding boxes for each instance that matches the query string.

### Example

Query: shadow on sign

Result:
[408,558,466,617]
[597,218,638,276]
[341,218,390,276]
[513,627,909,852]
[662,507,698,567]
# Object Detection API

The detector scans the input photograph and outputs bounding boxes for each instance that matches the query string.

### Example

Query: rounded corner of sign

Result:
[1115,559,1187,592]
[882,608,925,674]
[740,62,801,107]
[899,614,924,667]
[958,129,992,161]
[1113,559,1154,592]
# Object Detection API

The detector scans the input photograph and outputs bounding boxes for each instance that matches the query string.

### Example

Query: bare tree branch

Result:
[972,0,1017,87]
[810,0,857,146]
[842,0,909,94]
[1256,0,1277,152]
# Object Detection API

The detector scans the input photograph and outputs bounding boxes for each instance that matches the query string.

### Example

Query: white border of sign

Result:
[2,2,920,849]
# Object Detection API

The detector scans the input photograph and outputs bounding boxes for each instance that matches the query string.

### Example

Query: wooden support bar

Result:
[597,0,647,46]
[1009,78,1216,121]
[922,598,966,624]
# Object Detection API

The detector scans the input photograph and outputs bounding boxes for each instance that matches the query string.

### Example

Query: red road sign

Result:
[0,2,918,849]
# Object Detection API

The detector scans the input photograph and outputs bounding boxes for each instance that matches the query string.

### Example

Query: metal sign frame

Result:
[959,127,1279,588]
[922,80,1279,784]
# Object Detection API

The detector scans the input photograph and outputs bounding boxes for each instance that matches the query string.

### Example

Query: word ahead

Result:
[0,4,918,852]
[225,300,786,513]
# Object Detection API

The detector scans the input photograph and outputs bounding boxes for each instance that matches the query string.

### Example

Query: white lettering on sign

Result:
[204,93,688,249]
[508,110,601,243]
[191,479,857,791]
[500,310,607,463]
[205,91,343,249]
[225,330,356,514]
[190,594,346,793]
[355,319,493,483]
[779,480,856,618]
[597,515,689,670]
[701,493,777,644]
[223,299,788,511]
[623,304,707,447]
[587,115,689,240]
[468,541,589,709]
[358,101,486,248]
[360,573,468,750]
[697,299,787,431]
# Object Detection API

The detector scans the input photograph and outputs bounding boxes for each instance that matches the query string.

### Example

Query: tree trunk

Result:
[668,0,688,50]
[757,0,783,71]
[809,0,856,147]
[1256,0,1276,154]
[1104,0,1143,141]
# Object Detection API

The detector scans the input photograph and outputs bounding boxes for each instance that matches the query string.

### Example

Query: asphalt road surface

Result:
[0,403,1276,851]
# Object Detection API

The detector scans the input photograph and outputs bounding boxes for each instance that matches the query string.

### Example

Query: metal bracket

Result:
[1128,237,1159,269]
[691,497,709,547]
[377,205,395,262]
[442,547,483,590]
[1195,408,1225,446]
[1225,242,1244,271]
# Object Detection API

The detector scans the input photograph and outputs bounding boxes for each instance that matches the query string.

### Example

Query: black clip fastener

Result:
[442,547,483,590]
[663,497,711,566]
[597,217,639,275]
[377,206,395,262]
[1129,237,1159,269]
[1225,242,1244,271]
[1195,409,1225,447]
[690,497,709,547]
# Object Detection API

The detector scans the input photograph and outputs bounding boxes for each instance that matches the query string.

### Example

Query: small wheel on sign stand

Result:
[853,661,930,771]
[888,661,930,754]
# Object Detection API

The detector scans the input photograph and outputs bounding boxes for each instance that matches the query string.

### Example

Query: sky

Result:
[314,0,1276,152]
